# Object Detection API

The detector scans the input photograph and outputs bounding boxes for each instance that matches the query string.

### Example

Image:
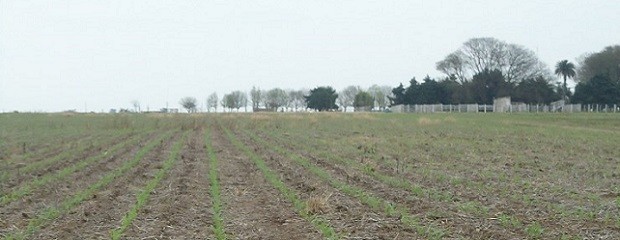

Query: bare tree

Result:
[338,86,361,112]
[368,85,392,110]
[179,97,198,113]
[131,100,141,113]
[230,90,247,112]
[206,92,218,112]
[220,95,229,112]
[436,52,467,83]
[436,37,550,83]
[250,86,262,110]
[288,90,306,112]
[265,88,288,111]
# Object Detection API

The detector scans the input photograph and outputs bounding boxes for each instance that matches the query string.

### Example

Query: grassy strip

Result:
[205,128,227,240]
[109,132,187,240]
[3,132,171,240]
[222,127,339,240]
[242,129,446,239]
[0,133,146,206]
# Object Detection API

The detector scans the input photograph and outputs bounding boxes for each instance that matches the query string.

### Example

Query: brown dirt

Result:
[210,124,323,240]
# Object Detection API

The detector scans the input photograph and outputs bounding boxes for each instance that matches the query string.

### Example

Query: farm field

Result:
[0,112,619,239]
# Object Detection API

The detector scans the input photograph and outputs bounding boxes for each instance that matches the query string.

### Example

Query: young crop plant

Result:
[242,130,446,239]
[0,133,146,206]
[525,222,544,238]
[222,127,340,240]
[110,132,187,240]
[3,132,172,240]
[204,128,227,240]
[498,214,521,228]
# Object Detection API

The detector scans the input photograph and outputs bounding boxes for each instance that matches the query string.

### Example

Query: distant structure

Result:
[493,97,511,113]
[160,108,179,113]
[354,106,372,112]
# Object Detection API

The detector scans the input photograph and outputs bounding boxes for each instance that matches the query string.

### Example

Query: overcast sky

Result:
[1,1,619,112]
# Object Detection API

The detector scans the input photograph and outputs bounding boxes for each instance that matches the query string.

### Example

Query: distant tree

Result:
[417,76,444,104]
[404,77,421,104]
[469,69,512,104]
[577,45,620,83]
[555,60,576,101]
[513,77,559,104]
[206,92,218,112]
[230,90,247,112]
[337,86,361,112]
[179,97,198,113]
[438,77,469,104]
[305,86,339,111]
[250,86,262,110]
[436,52,467,83]
[288,90,306,112]
[573,75,620,106]
[353,91,374,109]
[131,100,141,113]
[260,89,269,110]
[389,83,406,105]
[436,37,550,83]
[368,85,392,110]
[265,88,288,111]
[220,94,231,112]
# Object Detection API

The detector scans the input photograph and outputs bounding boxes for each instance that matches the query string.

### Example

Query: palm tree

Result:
[554,60,576,102]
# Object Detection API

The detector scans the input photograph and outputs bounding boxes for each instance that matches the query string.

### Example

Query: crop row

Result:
[0,132,149,206]
[3,132,172,240]
[222,126,339,239]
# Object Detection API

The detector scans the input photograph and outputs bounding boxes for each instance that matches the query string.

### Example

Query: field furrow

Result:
[237,127,446,239]
[1,113,617,239]
[3,132,174,239]
[292,123,616,238]
[0,131,135,191]
[0,132,150,207]
[211,123,325,239]
[120,129,213,239]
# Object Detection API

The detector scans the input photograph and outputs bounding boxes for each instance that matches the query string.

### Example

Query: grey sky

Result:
[1,1,618,112]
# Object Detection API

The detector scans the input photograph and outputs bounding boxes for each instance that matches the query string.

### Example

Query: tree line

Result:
[176,38,619,113]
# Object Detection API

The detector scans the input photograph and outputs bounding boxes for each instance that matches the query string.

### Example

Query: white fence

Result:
[390,103,618,113]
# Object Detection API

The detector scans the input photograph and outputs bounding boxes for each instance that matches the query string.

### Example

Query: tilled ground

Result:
[122,129,213,239]
[211,124,323,239]
[0,132,135,193]
[232,128,422,239]
[0,133,147,237]
[6,115,615,240]
[26,132,177,239]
